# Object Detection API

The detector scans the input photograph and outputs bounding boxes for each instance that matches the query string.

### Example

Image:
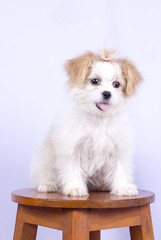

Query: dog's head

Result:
[65,49,143,116]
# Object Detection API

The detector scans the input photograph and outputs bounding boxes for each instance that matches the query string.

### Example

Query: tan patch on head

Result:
[117,58,143,96]
[65,52,94,87]
[100,48,117,61]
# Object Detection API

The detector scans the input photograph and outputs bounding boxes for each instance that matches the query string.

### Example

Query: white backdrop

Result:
[0,0,161,239]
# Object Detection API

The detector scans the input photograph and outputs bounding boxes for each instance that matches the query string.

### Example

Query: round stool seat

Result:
[12,188,154,208]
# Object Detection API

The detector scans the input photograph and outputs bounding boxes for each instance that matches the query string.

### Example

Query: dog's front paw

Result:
[38,183,58,193]
[63,187,88,197]
[111,183,138,196]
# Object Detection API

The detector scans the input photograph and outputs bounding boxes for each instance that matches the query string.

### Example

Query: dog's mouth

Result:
[96,102,110,111]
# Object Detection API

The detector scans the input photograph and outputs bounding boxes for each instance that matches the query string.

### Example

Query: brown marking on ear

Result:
[65,52,94,87]
[118,58,143,96]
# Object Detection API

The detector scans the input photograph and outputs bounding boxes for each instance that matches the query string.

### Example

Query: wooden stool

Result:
[12,188,155,240]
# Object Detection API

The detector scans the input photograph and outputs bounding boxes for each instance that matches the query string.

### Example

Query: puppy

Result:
[30,49,142,196]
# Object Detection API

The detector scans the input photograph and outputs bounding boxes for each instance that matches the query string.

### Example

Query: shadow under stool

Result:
[12,188,155,240]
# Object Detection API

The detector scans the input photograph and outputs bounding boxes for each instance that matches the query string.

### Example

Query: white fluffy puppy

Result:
[31,49,142,196]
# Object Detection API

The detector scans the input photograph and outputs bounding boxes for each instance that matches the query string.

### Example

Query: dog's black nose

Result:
[102,91,111,100]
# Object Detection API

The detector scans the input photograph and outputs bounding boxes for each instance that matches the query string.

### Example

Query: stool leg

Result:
[13,205,38,240]
[63,209,90,240]
[90,231,100,240]
[130,205,154,240]
[130,226,143,240]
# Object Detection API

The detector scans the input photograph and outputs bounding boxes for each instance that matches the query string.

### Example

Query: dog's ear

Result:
[65,52,94,86]
[119,59,143,96]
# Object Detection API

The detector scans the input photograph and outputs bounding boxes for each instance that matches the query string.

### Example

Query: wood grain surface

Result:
[11,188,155,208]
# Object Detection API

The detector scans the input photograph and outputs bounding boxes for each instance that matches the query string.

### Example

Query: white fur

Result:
[30,59,138,196]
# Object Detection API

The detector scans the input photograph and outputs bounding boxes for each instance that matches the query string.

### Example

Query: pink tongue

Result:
[98,102,109,111]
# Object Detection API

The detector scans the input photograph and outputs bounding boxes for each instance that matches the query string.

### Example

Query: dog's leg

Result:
[110,161,138,196]
[30,138,59,193]
[37,181,58,193]
[59,158,88,197]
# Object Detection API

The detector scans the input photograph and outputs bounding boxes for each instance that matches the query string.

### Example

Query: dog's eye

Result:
[91,79,99,85]
[113,81,120,88]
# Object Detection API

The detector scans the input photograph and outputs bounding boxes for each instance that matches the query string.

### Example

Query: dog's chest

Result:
[78,126,116,176]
